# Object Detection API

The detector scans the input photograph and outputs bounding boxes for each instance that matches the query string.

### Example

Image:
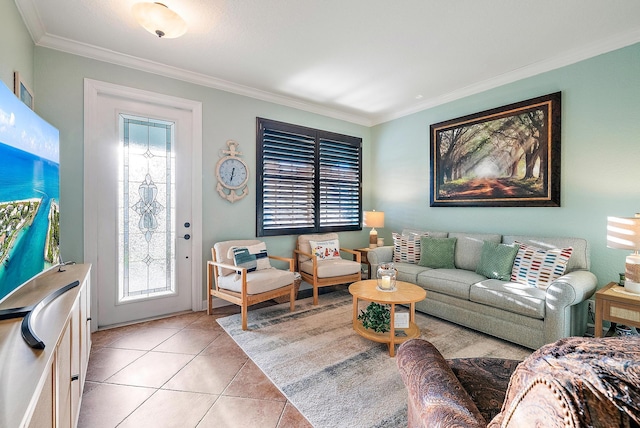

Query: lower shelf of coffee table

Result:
[353,320,421,345]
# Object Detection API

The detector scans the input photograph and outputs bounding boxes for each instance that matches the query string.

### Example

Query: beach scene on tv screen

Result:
[0,82,60,301]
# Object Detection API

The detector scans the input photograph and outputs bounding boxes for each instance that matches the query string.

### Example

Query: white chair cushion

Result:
[300,259,361,278]
[217,268,295,295]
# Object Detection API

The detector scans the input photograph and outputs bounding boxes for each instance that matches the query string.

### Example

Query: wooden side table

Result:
[595,282,640,337]
[354,248,373,279]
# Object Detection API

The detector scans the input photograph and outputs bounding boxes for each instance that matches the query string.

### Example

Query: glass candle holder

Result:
[377,263,397,291]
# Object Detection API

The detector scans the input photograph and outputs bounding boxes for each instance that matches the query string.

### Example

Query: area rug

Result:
[216,289,531,428]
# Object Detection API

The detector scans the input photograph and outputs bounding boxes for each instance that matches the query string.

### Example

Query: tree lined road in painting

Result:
[434,106,549,201]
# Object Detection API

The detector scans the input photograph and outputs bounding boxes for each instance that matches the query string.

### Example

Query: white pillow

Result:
[308,239,341,260]
[230,242,272,272]
[392,232,428,264]
[510,242,573,290]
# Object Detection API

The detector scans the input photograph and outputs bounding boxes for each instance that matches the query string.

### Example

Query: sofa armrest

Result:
[546,270,597,307]
[544,270,597,343]
[366,246,393,274]
[397,339,486,428]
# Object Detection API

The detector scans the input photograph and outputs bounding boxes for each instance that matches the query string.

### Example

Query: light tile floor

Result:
[78,302,313,428]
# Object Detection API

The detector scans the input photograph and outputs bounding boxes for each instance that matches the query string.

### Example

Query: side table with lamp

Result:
[600,214,640,337]
[359,210,386,278]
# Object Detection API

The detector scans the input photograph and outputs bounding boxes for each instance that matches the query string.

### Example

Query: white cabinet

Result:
[0,264,91,428]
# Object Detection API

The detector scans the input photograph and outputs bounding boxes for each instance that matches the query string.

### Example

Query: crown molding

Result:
[15,0,46,42]
[16,0,640,129]
[34,33,373,127]
[372,28,640,126]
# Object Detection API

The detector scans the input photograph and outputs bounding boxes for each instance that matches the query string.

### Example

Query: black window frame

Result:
[256,117,362,237]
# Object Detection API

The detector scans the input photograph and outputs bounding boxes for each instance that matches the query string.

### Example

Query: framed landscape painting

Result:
[13,72,34,110]
[430,92,561,207]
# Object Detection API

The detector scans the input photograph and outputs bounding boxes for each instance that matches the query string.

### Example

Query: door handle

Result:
[181,234,191,240]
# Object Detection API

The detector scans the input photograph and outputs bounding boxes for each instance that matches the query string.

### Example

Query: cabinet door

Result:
[71,298,82,425]
[57,319,72,427]
[28,361,55,428]
[80,279,92,383]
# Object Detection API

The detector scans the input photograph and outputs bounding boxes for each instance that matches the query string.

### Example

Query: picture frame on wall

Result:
[14,71,34,110]
[430,92,561,207]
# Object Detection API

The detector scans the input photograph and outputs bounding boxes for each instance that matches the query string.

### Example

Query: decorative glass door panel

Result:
[118,115,175,302]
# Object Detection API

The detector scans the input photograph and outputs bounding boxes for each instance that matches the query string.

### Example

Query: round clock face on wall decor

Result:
[218,157,248,189]
[216,140,249,203]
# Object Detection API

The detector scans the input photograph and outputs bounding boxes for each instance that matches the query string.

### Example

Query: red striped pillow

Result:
[510,242,573,290]
[392,232,427,264]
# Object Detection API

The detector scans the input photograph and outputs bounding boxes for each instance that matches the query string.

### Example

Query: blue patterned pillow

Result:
[232,242,271,272]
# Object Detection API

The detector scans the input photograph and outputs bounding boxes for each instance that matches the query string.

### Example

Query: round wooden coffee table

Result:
[349,279,426,357]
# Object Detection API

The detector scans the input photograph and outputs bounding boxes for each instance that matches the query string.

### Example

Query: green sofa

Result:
[367,230,597,349]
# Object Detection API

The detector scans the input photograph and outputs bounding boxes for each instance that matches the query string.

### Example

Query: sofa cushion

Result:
[470,279,546,319]
[510,242,573,290]
[475,242,519,281]
[448,357,521,424]
[417,268,485,300]
[419,237,457,269]
[394,262,432,283]
[392,232,426,264]
[299,258,361,278]
[449,233,502,271]
[401,229,448,239]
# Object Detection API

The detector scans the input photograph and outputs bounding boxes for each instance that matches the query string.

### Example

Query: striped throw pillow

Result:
[510,242,573,290]
[392,232,427,264]
[232,242,272,272]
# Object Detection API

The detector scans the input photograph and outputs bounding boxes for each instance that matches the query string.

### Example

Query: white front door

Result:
[84,80,202,328]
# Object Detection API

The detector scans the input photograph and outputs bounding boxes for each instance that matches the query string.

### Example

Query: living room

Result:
[1,1,640,426]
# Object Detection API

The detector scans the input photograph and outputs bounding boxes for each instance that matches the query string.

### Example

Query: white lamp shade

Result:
[607,216,640,250]
[363,211,384,228]
[132,2,187,38]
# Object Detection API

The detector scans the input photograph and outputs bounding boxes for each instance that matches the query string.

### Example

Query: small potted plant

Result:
[358,302,391,333]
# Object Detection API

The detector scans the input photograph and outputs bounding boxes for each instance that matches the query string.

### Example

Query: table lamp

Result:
[607,214,640,294]
[363,210,384,249]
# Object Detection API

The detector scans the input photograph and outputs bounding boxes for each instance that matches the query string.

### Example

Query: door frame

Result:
[83,78,203,331]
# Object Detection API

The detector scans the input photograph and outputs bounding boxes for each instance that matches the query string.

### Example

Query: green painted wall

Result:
[4,0,639,299]
[0,1,34,99]
[32,47,372,299]
[371,43,640,289]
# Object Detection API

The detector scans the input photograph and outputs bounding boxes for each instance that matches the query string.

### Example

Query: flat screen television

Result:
[0,80,60,303]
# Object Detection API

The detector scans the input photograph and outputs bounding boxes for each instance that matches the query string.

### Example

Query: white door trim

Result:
[83,78,203,331]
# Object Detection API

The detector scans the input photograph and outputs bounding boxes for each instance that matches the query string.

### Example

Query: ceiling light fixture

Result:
[132,2,187,39]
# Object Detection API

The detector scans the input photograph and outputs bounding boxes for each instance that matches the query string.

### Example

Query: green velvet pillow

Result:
[476,241,519,280]
[419,237,457,269]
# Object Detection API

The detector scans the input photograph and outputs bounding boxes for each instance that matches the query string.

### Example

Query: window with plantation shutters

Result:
[256,118,362,237]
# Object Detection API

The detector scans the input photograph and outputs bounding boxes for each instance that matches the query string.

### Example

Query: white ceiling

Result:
[16,0,640,126]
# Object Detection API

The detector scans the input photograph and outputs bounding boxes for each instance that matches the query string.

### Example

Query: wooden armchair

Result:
[294,233,361,305]
[207,239,296,330]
